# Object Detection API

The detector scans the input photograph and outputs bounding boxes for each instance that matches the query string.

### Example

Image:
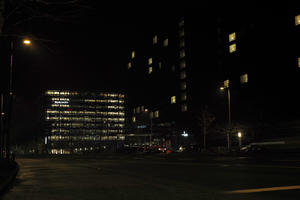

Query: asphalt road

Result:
[2,154,300,200]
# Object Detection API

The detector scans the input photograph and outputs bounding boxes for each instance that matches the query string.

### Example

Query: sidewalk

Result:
[0,159,19,194]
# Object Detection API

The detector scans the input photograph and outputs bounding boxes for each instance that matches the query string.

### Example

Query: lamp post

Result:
[0,94,4,159]
[5,38,31,160]
[238,132,242,148]
[220,80,232,152]
[144,109,153,147]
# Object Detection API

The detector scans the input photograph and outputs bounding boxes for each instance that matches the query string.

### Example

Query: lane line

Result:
[225,185,300,194]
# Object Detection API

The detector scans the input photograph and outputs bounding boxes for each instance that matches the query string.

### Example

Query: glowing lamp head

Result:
[23,39,31,45]
[238,132,242,138]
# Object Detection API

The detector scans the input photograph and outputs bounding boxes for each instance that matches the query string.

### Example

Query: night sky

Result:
[2,1,299,142]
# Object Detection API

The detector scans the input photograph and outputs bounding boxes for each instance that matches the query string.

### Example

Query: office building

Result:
[44,90,125,154]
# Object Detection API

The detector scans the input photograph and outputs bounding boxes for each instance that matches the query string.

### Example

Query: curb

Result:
[0,161,19,195]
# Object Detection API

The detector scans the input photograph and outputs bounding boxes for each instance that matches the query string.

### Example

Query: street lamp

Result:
[220,80,231,152]
[23,39,32,45]
[5,38,32,160]
[238,132,242,148]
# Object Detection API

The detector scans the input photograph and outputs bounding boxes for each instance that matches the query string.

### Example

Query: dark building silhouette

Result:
[125,2,300,148]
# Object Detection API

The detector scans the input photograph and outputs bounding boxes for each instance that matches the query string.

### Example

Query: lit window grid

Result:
[45,91,126,145]
[229,32,236,42]
[229,43,236,53]
[131,51,135,59]
[46,91,124,99]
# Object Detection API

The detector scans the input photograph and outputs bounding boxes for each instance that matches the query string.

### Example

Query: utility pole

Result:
[0,94,4,159]
[5,39,14,160]
[227,87,231,152]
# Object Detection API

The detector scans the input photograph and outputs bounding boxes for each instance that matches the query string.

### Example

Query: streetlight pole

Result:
[0,94,4,159]
[227,87,232,152]
[238,132,242,148]
[5,38,31,160]
[150,115,152,147]
[5,39,14,160]
[220,81,232,152]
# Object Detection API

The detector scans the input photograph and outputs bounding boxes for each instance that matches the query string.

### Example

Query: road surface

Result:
[2,155,300,200]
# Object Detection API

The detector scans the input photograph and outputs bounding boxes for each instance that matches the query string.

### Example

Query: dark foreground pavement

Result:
[2,154,300,200]
[0,160,18,195]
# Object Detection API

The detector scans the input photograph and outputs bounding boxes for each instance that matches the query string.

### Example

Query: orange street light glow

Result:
[23,39,31,45]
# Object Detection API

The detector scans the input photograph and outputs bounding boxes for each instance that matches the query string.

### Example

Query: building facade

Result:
[125,3,300,149]
[44,90,125,154]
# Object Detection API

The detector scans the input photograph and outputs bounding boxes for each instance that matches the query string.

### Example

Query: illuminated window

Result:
[132,116,136,123]
[179,28,184,37]
[128,62,132,69]
[229,32,236,42]
[136,107,140,113]
[295,15,300,26]
[181,82,187,90]
[224,79,230,88]
[149,66,153,74]
[229,43,236,53]
[171,96,176,104]
[133,108,136,114]
[181,104,187,112]
[180,61,186,69]
[153,35,158,44]
[158,62,162,69]
[180,49,185,58]
[163,38,168,47]
[131,51,135,59]
[180,71,186,79]
[240,73,248,84]
[179,39,185,48]
[148,57,153,65]
[179,18,184,27]
[154,110,159,118]
[181,93,187,101]
[298,58,300,68]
